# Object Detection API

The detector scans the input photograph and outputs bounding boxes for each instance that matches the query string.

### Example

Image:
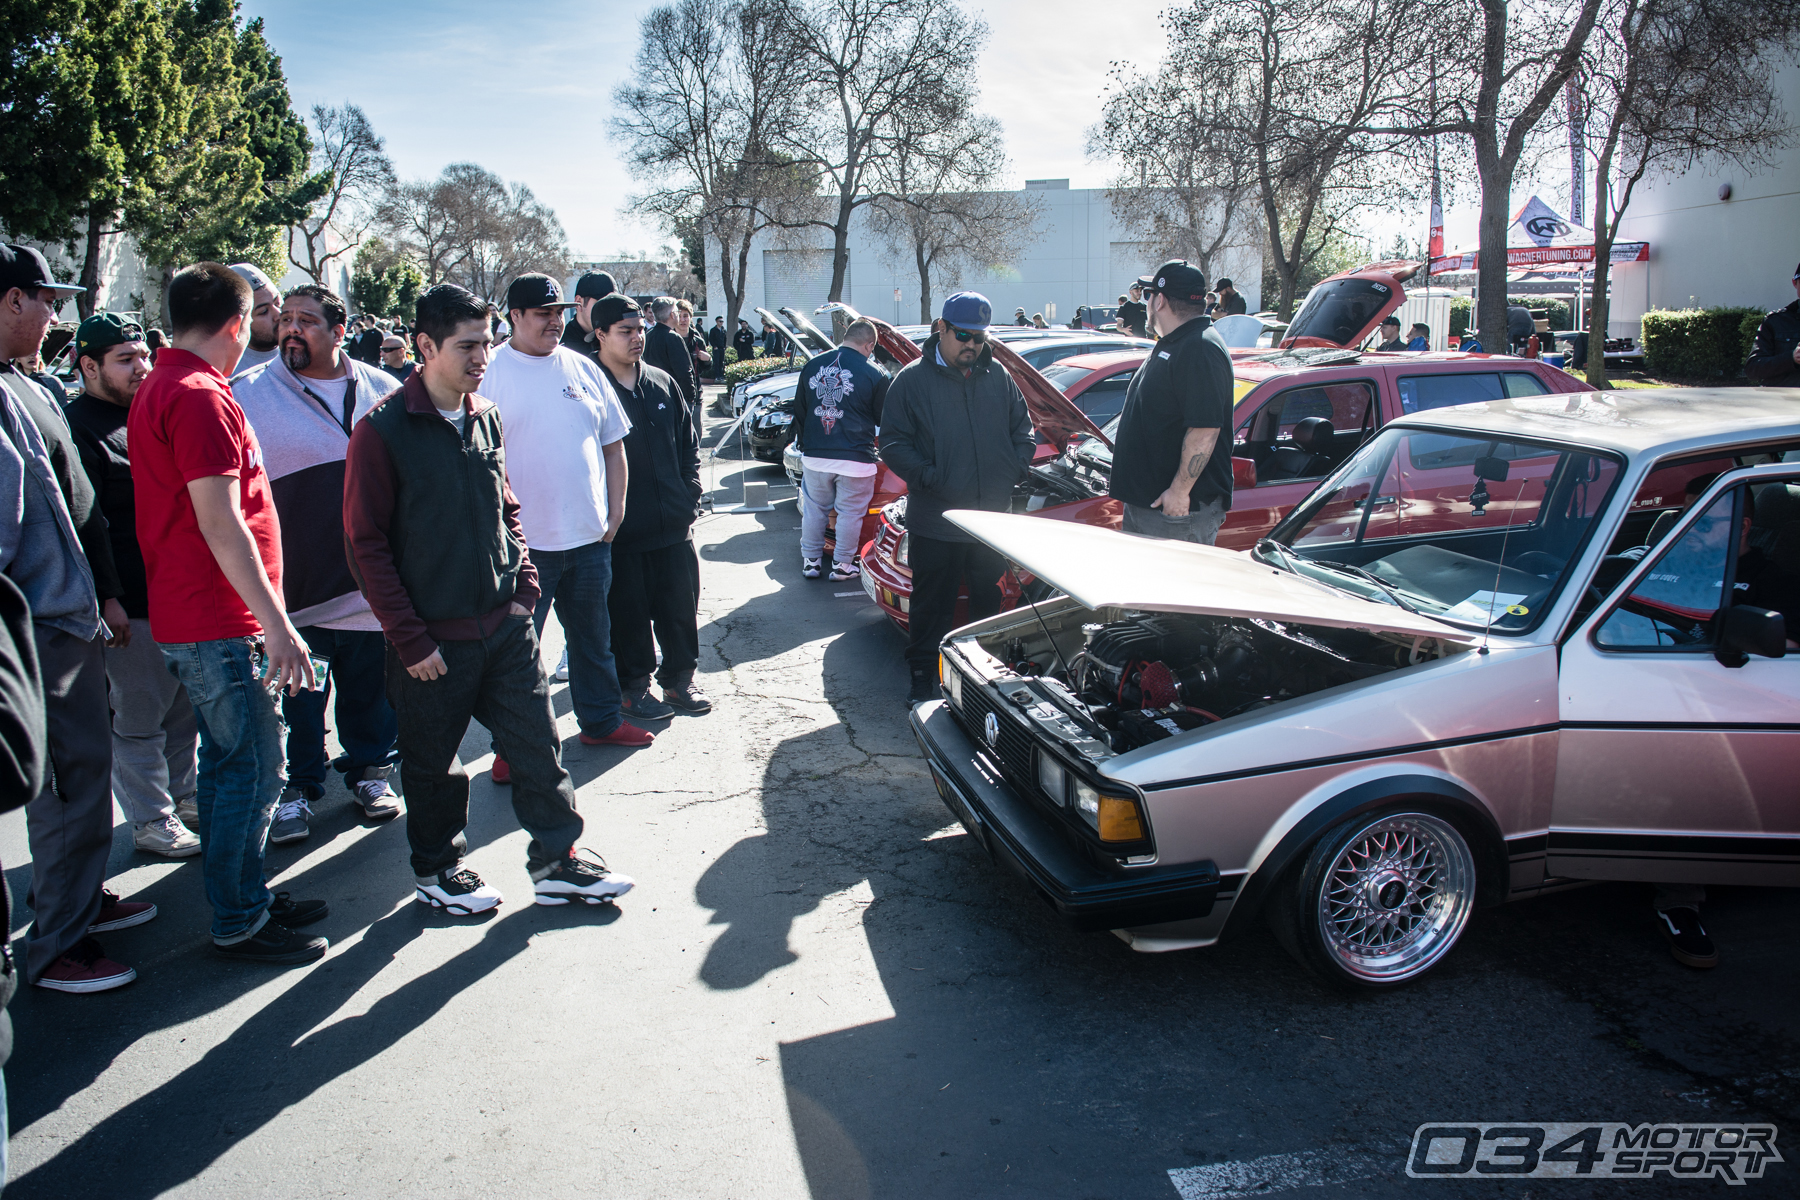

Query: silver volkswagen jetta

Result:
[911,388,1800,989]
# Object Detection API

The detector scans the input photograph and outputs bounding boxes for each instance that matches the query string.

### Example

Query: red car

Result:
[859,261,1593,630]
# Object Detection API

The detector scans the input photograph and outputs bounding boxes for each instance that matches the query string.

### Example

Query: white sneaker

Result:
[829,561,861,582]
[801,557,822,579]
[554,648,570,682]
[416,867,504,915]
[531,848,635,906]
[133,815,202,858]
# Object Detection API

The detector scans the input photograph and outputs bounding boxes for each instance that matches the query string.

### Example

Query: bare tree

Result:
[288,104,395,284]
[868,114,1040,322]
[377,163,570,304]
[1581,0,1799,386]
[613,0,813,331]
[772,0,990,302]
[376,177,462,285]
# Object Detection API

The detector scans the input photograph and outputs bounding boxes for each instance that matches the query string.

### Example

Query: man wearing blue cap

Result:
[880,291,1033,705]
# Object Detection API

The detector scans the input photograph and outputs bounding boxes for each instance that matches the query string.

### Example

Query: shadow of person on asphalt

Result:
[5,900,619,1200]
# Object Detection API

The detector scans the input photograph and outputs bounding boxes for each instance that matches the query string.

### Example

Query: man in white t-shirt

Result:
[483,272,650,760]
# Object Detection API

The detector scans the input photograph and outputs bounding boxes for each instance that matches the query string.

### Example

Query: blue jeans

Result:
[1121,497,1229,545]
[159,638,284,943]
[530,541,623,737]
[282,625,397,795]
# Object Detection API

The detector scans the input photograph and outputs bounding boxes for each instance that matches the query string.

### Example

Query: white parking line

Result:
[834,591,864,597]
[1167,1147,1391,1198]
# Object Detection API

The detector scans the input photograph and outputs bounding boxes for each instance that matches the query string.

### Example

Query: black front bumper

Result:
[909,701,1219,932]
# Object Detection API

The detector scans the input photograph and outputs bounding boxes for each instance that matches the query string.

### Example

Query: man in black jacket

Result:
[1118,283,1148,338]
[642,297,699,433]
[880,291,1032,704]
[707,316,728,381]
[732,319,758,365]
[591,295,711,718]
[1745,264,1800,387]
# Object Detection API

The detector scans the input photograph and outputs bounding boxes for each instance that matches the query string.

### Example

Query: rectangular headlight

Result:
[1072,780,1100,828]
[939,653,961,707]
[1036,751,1066,805]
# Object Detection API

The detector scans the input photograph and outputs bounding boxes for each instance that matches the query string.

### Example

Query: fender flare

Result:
[1221,773,1509,938]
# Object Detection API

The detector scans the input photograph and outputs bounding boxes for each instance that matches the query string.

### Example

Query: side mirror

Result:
[1232,456,1258,490]
[1713,605,1786,668]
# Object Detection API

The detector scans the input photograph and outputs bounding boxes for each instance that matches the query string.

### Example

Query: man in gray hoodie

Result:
[231,284,402,845]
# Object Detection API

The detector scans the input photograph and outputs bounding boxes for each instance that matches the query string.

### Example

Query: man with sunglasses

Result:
[880,292,1032,705]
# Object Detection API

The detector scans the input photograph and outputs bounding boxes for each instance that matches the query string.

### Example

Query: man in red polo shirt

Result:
[130,262,331,967]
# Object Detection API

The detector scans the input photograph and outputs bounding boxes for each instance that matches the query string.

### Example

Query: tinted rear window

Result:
[1284,278,1393,345]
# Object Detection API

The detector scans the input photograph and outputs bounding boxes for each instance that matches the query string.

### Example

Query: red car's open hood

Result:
[859,315,1108,454]
[1279,260,1417,350]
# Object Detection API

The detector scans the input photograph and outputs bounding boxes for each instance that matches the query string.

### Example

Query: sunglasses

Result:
[947,325,987,344]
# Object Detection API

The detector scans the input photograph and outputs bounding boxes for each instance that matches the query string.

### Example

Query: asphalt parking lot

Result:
[3,400,1796,1198]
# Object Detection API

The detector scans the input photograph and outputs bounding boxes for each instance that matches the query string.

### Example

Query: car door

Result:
[1217,377,1376,550]
[1551,469,1800,886]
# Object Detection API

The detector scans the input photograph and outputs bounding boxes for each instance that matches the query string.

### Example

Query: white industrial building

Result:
[705,180,1264,328]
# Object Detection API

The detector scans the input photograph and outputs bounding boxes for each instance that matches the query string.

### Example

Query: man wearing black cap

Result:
[562,270,618,362]
[1375,316,1405,351]
[881,290,1033,705]
[732,318,757,366]
[1108,260,1235,546]
[589,294,710,719]
[1213,278,1247,317]
[1,245,153,992]
[1745,263,1800,387]
[66,315,204,860]
[485,272,651,755]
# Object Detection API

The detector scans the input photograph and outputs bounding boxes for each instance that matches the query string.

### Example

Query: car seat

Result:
[1262,417,1336,481]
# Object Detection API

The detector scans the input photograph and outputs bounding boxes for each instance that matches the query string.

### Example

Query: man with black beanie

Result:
[589,294,710,719]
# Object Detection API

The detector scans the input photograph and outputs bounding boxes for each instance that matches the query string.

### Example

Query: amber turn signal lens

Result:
[1097,796,1144,842]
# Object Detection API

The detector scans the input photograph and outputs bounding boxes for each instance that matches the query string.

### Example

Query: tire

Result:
[1269,807,1477,990]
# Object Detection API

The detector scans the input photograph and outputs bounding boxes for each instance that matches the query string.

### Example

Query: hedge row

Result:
[721,354,795,387]
[1640,307,1764,379]
[1447,297,1572,340]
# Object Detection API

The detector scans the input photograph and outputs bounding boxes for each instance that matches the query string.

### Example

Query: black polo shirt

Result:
[1108,316,1236,511]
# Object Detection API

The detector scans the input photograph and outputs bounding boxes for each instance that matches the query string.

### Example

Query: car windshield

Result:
[1266,424,1625,634]
[1040,364,1092,394]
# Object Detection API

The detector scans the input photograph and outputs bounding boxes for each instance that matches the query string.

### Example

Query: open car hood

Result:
[1279,260,1416,350]
[945,510,1482,646]
[821,304,1108,454]
[754,307,821,360]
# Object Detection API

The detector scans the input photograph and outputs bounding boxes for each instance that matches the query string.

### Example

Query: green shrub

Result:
[1640,307,1766,379]
[1740,311,1765,364]
[1448,296,1570,340]
[722,355,794,387]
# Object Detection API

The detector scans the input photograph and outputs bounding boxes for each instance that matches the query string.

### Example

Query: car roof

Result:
[1227,349,1564,386]
[1389,388,1800,457]
[1045,350,1147,374]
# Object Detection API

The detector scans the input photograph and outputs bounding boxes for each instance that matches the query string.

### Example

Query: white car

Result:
[912,388,1800,988]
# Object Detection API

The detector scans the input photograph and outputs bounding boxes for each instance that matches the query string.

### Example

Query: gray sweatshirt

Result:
[0,368,100,639]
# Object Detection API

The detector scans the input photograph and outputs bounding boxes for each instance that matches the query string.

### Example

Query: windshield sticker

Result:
[1440,590,1530,623]
[1506,604,1529,616]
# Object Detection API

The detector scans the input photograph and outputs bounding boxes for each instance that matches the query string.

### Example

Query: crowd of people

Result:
[0,247,729,1009]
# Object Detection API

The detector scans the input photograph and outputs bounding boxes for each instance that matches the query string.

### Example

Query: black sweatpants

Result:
[609,538,701,692]
[904,535,1009,669]
[386,616,582,878]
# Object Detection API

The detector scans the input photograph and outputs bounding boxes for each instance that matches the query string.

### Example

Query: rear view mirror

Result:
[1232,457,1257,490]
[1713,605,1786,668]
[1473,455,1510,482]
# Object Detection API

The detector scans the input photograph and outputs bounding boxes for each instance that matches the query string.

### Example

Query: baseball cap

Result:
[75,313,146,361]
[590,293,642,330]
[1215,278,1234,290]
[575,270,618,300]
[941,291,992,331]
[505,273,576,312]
[229,262,275,294]
[1138,261,1207,303]
[1379,315,1401,327]
[0,244,83,297]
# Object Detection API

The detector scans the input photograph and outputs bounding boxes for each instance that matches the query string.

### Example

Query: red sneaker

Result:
[491,756,511,784]
[36,937,136,993]
[579,722,655,748]
[88,889,157,933]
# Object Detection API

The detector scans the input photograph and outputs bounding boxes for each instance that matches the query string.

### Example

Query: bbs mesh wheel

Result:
[1274,808,1477,989]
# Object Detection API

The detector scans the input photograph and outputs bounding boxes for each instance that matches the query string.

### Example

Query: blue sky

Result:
[242,0,1174,259]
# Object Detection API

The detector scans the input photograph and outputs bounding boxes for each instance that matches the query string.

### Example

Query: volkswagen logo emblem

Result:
[983,712,1000,747]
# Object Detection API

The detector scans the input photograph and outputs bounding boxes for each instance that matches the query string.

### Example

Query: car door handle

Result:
[1355,495,1399,509]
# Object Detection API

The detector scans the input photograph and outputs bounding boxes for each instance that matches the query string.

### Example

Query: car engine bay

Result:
[956,607,1461,757]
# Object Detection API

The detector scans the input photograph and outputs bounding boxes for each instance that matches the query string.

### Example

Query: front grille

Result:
[953,677,1038,796]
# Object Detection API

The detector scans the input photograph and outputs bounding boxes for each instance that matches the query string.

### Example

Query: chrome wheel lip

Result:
[1316,813,1475,984]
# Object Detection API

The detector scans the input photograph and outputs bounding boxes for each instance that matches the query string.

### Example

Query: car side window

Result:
[1503,372,1550,397]
[1396,372,1505,414]
[1076,371,1134,427]
[1234,381,1376,485]
[1595,489,1737,649]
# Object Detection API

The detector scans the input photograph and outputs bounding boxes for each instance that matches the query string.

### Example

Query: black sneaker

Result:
[662,679,712,714]
[532,849,635,906]
[214,920,328,966]
[908,670,939,706]
[623,688,675,720]
[268,892,330,928]
[1658,906,1718,968]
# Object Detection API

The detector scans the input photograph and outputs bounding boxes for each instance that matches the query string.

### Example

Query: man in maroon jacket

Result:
[343,284,633,914]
